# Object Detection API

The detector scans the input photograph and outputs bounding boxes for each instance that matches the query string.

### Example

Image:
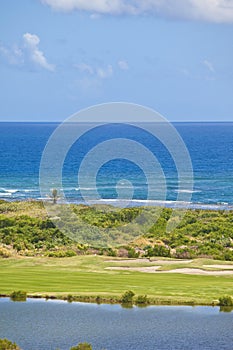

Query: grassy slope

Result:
[0,255,232,305]
[1,201,233,260]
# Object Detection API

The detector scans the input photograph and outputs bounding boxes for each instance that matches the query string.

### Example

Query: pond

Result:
[0,298,232,350]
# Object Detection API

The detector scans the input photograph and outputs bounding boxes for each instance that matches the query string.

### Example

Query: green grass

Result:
[0,255,232,305]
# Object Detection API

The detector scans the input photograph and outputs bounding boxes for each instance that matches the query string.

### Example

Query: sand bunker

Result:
[107,258,193,265]
[203,264,233,270]
[106,266,233,275]
[106,266,161,273]
[162,268,233,275]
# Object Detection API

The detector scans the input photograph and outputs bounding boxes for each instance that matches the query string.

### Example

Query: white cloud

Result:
[41,0,233,23]
[0,33,55,72]
[96,65,113,79]
[23,33,55,71]
[203,60,215,72]
[41,0,136,14]
[118,60,129,70]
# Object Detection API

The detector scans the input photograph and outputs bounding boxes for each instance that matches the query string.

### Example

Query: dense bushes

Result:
[146,208,233,260]
[0,201,233,260]
[219,296,233,306]
[145,245,171,258]
[0,340,93,350]
[46,250,77,258]
[0,339,21,350]
[135,295,149,305]
[121,290,135,304]
[0,207,73,255]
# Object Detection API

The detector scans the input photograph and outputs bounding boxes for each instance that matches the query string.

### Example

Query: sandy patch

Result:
[107,258,193,265]
[106,266,233,275]
[107,258,150,264]
[203,264,233,270]
[151,259,193,265]
[162,268,233,275]
[106,266,161,273]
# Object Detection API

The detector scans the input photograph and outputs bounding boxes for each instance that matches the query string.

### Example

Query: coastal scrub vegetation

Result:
[0,339,21,350]
[0,340,94,350]
[0,200,233,261]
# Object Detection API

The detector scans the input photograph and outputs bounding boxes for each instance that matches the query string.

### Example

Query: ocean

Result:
[1,122,233,209]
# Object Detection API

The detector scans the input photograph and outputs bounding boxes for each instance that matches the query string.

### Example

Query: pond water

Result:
[0,298,232,350]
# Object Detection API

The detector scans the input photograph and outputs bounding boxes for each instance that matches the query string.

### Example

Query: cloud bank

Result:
[41,0,233,23]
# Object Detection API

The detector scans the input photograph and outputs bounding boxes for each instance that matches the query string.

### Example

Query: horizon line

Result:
[0,120,233,123]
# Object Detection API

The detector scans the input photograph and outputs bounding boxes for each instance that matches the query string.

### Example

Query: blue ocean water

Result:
[1,122,233,209]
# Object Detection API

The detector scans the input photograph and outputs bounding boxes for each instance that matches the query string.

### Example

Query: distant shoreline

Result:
[1,198,233,211]
[0,294,220,308]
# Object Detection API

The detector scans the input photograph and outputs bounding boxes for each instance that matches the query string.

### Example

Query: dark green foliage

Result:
[47,250,77,258]
[145,245,171,257]
[72,205,142,228]
[99,247,116,257]
[10,291,27,302]
[70,343,92,350]
[0,339,21,350]
[135,295,149,305]
[0,211,73,255]
[146,208,233,260]
[121,290,135,304]
[66,294,74,303]
[127,247,140,258]
[218,296,233,306]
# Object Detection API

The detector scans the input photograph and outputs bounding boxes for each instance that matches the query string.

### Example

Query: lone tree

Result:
[51,188,59,204]
[70,343,92,350]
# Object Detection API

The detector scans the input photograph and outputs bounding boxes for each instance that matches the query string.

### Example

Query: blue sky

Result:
[0,0,233,122]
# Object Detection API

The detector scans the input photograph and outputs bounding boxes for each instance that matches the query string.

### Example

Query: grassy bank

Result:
[0,255,232,305]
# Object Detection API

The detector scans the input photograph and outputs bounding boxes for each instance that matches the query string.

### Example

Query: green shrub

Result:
[10,291,27,302]
[0,339,21,349]
[67,294,74,303]
[127,248,139,258]
[135,295,149,305]
[47,250,76,258]
[219,295,233,306]
[70,343,92,350]
[121,290,135,304]
[146,245,171,258]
